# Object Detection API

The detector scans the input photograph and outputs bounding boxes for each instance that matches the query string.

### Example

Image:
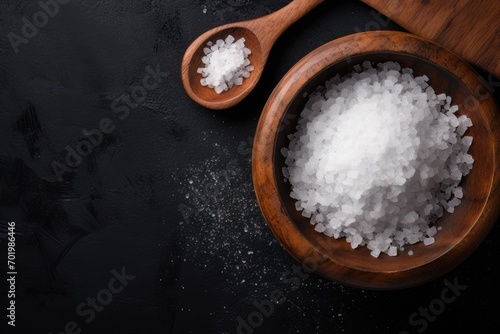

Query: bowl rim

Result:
[252,31,500,290]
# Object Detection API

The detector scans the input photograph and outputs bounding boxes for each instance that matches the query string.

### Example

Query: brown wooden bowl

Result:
[252,31,500,290]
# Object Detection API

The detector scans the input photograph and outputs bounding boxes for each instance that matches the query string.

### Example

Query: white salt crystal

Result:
[463,154,474,164]
[462,136,473,147]
[283,61,473,258]
[423,237,435,245]
[404,211,418,223]
[427,226,438,238]
[315,224,326,233]
[453,187,463,199]
[408,234,420,244]
[388,246,397,256]
[225,35,235,44]
[197,35,253,94]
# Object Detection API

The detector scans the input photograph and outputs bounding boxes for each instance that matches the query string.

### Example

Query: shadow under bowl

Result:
[252,31,500,290]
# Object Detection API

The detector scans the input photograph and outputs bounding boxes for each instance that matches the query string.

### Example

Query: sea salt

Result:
[197,35,253,94]
[283,61,474,258]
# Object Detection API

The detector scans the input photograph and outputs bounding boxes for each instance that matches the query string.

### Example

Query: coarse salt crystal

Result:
[197,35,254,94]
[283,61,474,258]
[423,237,435,246]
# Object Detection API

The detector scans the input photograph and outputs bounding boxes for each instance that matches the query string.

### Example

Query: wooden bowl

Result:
[252,31,500,290]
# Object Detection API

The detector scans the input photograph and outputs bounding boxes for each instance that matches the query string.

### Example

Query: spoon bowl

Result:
[181,0,326,110]
[182,26,265,110]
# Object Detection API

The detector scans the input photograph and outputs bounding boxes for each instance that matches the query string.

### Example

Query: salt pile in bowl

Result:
[282,61,474,258]
[197,35,254,94]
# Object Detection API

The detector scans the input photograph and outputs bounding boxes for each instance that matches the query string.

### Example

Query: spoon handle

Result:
[253,0,326,53]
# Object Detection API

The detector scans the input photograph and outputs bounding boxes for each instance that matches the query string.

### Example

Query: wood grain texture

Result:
[361,0,500,77]
[252,31,500,290]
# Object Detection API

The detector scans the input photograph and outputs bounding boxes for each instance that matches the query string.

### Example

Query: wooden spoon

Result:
[181,0,325,110]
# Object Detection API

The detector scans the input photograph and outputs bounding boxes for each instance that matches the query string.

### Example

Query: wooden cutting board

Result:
[360,0,500,78]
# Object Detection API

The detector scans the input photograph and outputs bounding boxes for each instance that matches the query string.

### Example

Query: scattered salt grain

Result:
[197,35,254,94]
[283,61,474,258]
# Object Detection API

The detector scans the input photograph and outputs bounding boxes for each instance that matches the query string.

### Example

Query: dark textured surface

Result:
[0,1,499,333]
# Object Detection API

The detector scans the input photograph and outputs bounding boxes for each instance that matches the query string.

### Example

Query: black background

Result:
[1,0,499,333]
